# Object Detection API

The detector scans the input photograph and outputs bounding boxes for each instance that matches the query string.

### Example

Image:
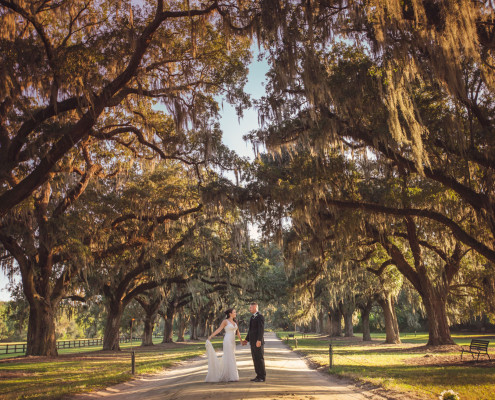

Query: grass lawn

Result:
[0,336,209,400]
[277,331,495,400]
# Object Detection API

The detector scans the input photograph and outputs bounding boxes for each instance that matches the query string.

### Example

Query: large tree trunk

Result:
[26,298,58,356]
[377,294,401,344]
[136,293,163,347]
[360,301,373,342]
[339,300,355,337]
[103,300,124,351]
[197,314,206,337]
[141,312,157,346]
[15,184,61,357]
[189,315,198,340]
[177,311,188,342]
[376,219,458,346]
[421,285,454,345]
[327,306,342,337]
[162,304,176,343]
[24,257,61,357]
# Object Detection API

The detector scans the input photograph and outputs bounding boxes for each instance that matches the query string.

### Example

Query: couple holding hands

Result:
[205,302,266,383]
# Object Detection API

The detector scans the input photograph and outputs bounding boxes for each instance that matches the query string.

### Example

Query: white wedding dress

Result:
[205,320,239,382]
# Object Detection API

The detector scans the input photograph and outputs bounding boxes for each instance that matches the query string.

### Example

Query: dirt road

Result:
[73,332,377,400]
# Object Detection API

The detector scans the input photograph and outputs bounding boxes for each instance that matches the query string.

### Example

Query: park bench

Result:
[460,339,491,361]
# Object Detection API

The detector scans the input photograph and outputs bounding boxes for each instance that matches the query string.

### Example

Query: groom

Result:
[242,302,266,382]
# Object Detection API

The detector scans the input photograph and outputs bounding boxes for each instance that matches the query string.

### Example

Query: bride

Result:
[205,308,243,382]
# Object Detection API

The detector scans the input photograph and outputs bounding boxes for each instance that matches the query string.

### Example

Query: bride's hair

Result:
[225,308,236,322]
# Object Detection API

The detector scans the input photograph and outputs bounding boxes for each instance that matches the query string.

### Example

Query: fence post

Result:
[329,343,333,369]
[295,337,298,349]
[131,351,135,374]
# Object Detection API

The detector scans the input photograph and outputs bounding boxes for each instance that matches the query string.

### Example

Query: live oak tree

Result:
[0,120,241,355]
[340,171,480,345]
[244,140,486,344]
[158,283,188,343]
[248,2,495,306]
[0,137,207,355]
[251,38,495,261]
[0,141,106,356]
[81,163,205,351]
[246,22,495,342]
[282,206,404,343]
[362,252,403,344]
[135,287,164,346]
[256,0,495,196]
[158,279,231,343]
[174,215,256,339]
[0,0,259,356]
[96,167,254,349]
[0,0,258,216]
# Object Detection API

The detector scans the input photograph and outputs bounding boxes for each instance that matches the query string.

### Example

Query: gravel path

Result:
[72,332,380,400]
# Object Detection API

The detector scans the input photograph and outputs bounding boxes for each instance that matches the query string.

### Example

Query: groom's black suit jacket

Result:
[245,312,265,345]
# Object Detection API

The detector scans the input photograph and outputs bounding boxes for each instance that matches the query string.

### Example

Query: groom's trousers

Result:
[250,344,266,379]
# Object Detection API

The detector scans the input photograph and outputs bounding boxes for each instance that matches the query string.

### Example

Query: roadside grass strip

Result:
[277,331,495,400]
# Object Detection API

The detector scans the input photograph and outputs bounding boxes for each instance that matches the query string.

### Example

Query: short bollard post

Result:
[131,351,135,374]
[295,338,298,348]
[329,343,333,369]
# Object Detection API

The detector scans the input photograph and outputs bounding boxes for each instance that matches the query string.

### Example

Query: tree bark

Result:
[360,301,373,341]
[197,314,206,338]
[26,298,58,356]
[177,311,188,341]
[189,315,198,340]
[339,300,355,337]
[421,284,454,345]
[371,223,458,345]
[103,299,124,351]
[136,293,163,346]
[162,303,176,343]
[141,313,157,346]
[377,294,401,344]
[327,306,342,337]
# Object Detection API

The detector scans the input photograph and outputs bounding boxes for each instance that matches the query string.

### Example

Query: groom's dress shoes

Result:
[250,377,258,381]
[253,378,265,382]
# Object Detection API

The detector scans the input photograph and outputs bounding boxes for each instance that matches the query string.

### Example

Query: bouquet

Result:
[439,389,460,400]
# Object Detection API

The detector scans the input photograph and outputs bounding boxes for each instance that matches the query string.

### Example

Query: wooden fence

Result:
[0,336,144,355]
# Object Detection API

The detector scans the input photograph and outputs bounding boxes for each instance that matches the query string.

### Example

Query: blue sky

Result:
[218,52,268,160]
[0,50,270,302]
